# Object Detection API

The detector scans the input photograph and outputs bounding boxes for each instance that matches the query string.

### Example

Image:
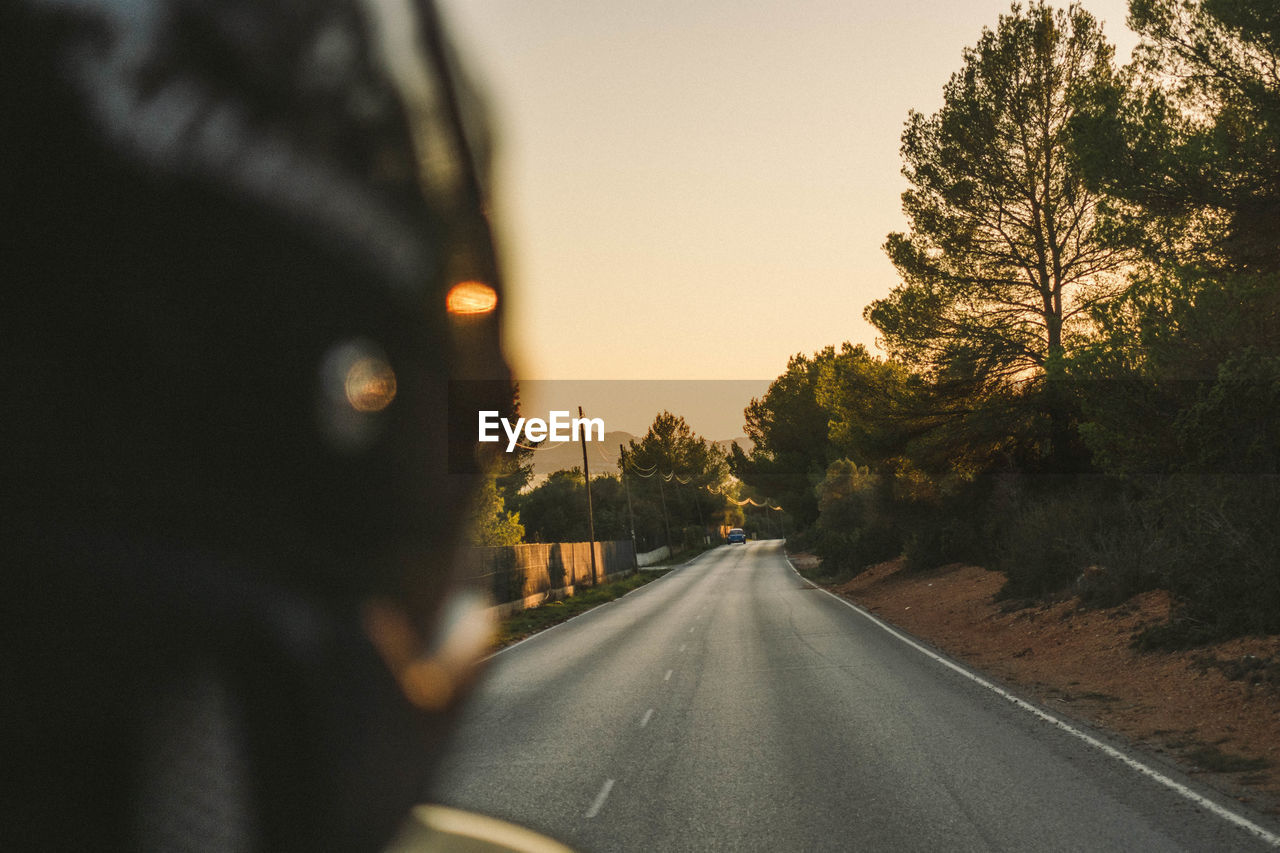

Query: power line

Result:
[511,439,573,451]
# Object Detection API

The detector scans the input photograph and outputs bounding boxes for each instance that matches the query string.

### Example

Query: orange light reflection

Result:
[446,281,498,316]
[345,357,397,412]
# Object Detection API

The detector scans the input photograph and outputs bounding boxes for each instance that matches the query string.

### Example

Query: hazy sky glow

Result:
[438,0,1136,431]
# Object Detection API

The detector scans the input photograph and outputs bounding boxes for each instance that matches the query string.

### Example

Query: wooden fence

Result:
[458,540,637,612]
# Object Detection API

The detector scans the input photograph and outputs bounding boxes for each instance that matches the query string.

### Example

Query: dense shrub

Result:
[992,476,1169,603]
[994,479,1114,599]
[809,460,901,575]
[987,474,1280,642]
[1132,476,1280,645]
[902,515,982,573]
[784,525,819,554]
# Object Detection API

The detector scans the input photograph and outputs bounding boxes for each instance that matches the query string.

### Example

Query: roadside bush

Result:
[897,474,996,572]
[784,525,819,554]
[813,524,900,577]
[989,474,1280,642]
[1074,495,1171,607]
[675,525,705,552]
[994,477,1125,600]
[1131,476,1280,646]
[989,476,1169,607]
[1175,352,1280,475]
[810,459,900,575]
[903,515,982,573]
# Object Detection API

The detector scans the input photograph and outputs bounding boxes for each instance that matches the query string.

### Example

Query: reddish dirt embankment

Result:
[794,554,1280,813]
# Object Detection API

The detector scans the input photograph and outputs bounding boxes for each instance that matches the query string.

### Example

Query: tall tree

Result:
[1067,0,1280,475]
[813,343,915,467]
[627,412,728,487]
[466,380,532,546]
[493,381,537,505]
[869,2,1128,388]
[627,412,729,534]
[736,349,839,528]
[1076,0,1280,277]
[513,469,636,544]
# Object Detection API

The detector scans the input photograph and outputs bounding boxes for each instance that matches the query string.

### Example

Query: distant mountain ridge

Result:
[526,433,753,485]
[529,430,634,479]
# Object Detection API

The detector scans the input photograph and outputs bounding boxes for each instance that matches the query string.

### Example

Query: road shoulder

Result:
[791,552,1280,818]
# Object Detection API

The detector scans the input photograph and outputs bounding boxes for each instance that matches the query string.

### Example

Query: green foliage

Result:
[469,380,530,546]
[1067,201,1280,479]
[809,460,900,576]
[1068,0,1280,479]
[1130,476,1280,645]
[761,0,1280,645]
[870,2,1128,385]
[737,352,838,528]
[814,343,914,465]
[493,438,536,507]
[492,383,538,505]
[627,412,727,484]
[624,411,733,550]
[896,476,990,574]
[514,469,634,544]
[993,477,1120,600]
[467,474,524,547]
[901,517,981,574]
[1078,0,1280,277]
[1175,350,1280,475]
[514,469,589,543]
[990,473,1280,639]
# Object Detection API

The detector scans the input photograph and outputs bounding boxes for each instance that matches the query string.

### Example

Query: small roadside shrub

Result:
[889,465,996,572]
[903,516,981,572]
[1074,499,1170,607]
[785,525,819,554]
[994,477,1125,600]
[1131,475,1280,646]
[989,474,1280,644]
[810,459,901,575]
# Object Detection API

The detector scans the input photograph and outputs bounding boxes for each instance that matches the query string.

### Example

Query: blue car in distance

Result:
[727,528,747,544]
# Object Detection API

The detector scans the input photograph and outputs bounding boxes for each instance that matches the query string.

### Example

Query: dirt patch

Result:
[806,554,1280,813]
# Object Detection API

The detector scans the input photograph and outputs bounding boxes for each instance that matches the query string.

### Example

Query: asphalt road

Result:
[429,541,1280,852]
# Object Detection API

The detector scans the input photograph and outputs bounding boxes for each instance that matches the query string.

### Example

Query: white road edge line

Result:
[640,708,654,728]
[782,556,1280,848]
[585,779,615,819]
[664,669,673,682]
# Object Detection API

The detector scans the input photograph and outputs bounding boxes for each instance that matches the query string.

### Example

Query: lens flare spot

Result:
[447,281,498,316]
[402,660,455,711]
[345,357,397,412]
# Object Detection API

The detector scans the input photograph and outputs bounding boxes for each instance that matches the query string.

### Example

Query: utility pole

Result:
[657,473,673,554]
[620,443,637,568]
[690,482,706,544]
[579,406,598,585]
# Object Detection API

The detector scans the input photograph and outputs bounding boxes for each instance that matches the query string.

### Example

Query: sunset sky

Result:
[437,0,1138,436]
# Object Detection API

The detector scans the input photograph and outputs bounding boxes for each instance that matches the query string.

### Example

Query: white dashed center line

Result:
[585,779,615,819]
